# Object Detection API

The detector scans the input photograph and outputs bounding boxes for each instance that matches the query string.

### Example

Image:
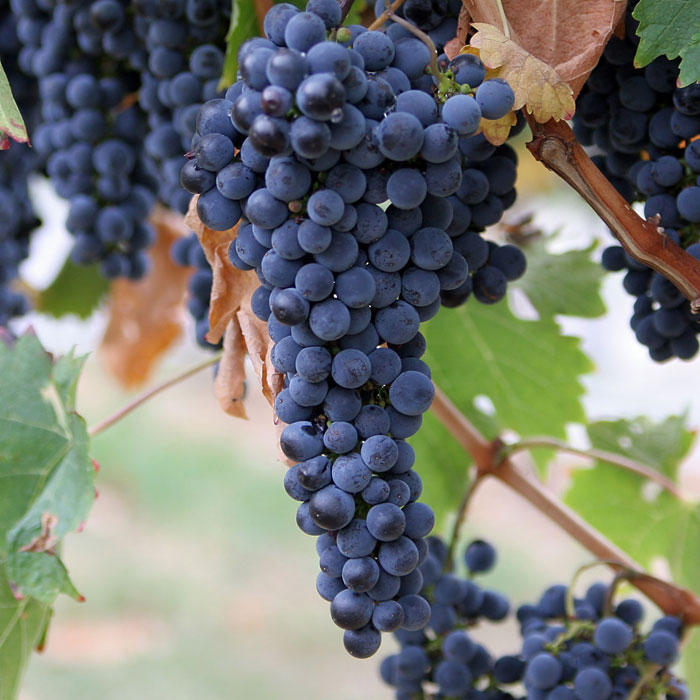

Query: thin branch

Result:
[565,560,625,620]
[88,352,222,437]
[502,437,684,499]
[526,117,700,310]
[430,387,495,469]
[495,460,639,568]
[384,12,440,79]
[368,0,408,30]
[430,383,700,624]
[446,469,484,570]
[337,0,356,23]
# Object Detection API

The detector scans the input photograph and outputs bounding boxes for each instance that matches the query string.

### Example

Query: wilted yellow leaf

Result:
[479,111,518,145]
[470,23,576,123]
[464,0,625,98]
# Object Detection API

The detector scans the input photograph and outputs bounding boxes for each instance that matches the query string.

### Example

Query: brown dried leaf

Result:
[237,305,281,406]
[465,0,626,97]
[445,4,471,60]
[471,23,576,123]
[479,111,518,145]
[214,317,247,418]
[185,195,256,344]
[265,342,285,403]
[100,207,189,388]
[187,197,284,421]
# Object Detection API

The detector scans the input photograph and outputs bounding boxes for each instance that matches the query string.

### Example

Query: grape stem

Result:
[88,352,223,437]
[526,117,700,311]
[383,12,442,85]
[430,386,700,623]
[367,0,408,30]
[564,560,629,620]
[500,437,684,499]
[627,663,662,700]
[445,468,483,570]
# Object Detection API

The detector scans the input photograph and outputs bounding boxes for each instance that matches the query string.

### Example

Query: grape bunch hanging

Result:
[380,536,687,700]
[180,0,528,658]
[574,0,700,363]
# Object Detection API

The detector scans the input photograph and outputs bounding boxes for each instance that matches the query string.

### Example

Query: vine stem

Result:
[429,386,700,621]
[446,469,484,570]
[88,352,223,437]
[628,664,661,700]
[564,560,626,620]
[383,12,441,81]
[501,437,684,499]
[368,0,407,30]
[526,117,700,309]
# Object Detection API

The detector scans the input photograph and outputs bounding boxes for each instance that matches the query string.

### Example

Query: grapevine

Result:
[1,0,700,698]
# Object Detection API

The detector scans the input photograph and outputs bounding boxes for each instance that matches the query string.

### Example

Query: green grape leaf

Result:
[0,569,51,700]
[423,299,592,446]
[513,239,606,320]
[633,0,700,86]
[0,59,27,148]
[564,415,699,693]
[410,411,473,529]
[37,259,109,320]
[0,334,94,699]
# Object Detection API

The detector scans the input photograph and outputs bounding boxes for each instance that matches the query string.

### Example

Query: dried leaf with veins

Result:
[471,23,576,123]
[101,207,189,388]
[186,196,283,419]
[464,0,626,97]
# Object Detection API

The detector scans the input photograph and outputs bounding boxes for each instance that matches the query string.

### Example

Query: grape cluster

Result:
[133,0,230,215]
[380,537,687,700]
[170,233,221,350]
[381,537,515,699]
[0,3,40,325]
[601,243,700,361]
[513,581,686,700]
[13,0,159,279]
[8,0,232,280]
[573,0,700,361]
[182,0,528,656]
